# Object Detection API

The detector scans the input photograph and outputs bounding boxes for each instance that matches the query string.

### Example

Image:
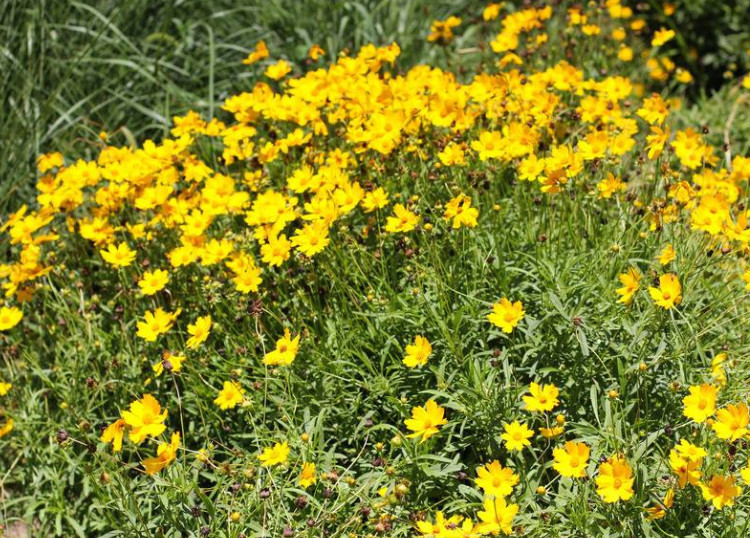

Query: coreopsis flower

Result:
[262,329,300,366]
[298,462,316,488]
[522,382,559,412]
[121,394,167,444]
[291,221,330,257]
[308,44,325,61]
[742,467,750,484]
[243,40,269,65]
[682,384,717,423]
[403,335,432,368]
[553,441,590,478]
[37,152,64,172]
[404,399,447,443]
[258,441,290,467]
[646,125,669,159]
[0,419,14,439]
[143,432,180,475]
[483,3,502,21]
[711,353,727,386]
[362,187,389,213]
[475,496,518,535]
[658,244,676,266]
[136,308,181,342]
[596,173,625,199]
[539,425,564,439]
[427,16,461,43]
[616,268,640,305]
[0,306,23,331]
[648,274,681,309]
[475,460,519,497]
[443,193,478,229]
[646,488,674,520]
[384,204,419,233]
[700,475,742,510]
[712,403,749,441]
[265,59,292,80]
[138,269,169,295]
[417,512,474,537]
[100,242,136,268]
[501,421,533,451]
[651,27,675,47]
[100,418,126,452]
[0,381,11,396]
[214,381,245,410]
[186,315,212,349]
[260,234,292,266]
[153,352,185,376]
[669,448,702,488]
[437,143,466,166]
[596,456,634,503]
[674,439,707,462]
[487,298,525,333]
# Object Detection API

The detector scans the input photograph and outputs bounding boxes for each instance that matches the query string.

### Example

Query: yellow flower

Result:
[214,381,245,410]
[100,242,136,268]
[265,59,292,80]
[475,460,519,497]
[669,448,702,488]
[682,384,717,423]
[0,306,23,331]
[500,420,533,451]
[404,399,447,443]
[362,187,389,213]
[136,308,181,342]
[186,315,212,349]
[0,418,14,439]
[646,488,674,520]
[700,475,742,510]
[427,16,461,43]
[475,495,518,535]
[648,274,681,309]
[291,221,330,257]
[403,335,432,368]
[443,193,478,229]
[651,27,675,47]
[258,441,290,466]
[100,418,126,452]
[153,352,185,376]
[616,267,640,305]
[522,382,559,413]
[674,439,707,462]
[712,403,749,441]
[299,462,316,488]
[263,328,300,366]
[143,432,180,475]
[658,244,676,266]
[483,3,502,21]
[487,298,525,333]
[121,394,168,444]
[138,269,169,295]
[243,40,269,65]
[384,204,419,233]
[596,456,634,503]
[0,382,11,396]
[308,44,325,61]
[596,173,625,199]
[553,441,590,478]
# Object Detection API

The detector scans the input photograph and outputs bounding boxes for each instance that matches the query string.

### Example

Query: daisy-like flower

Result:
[475,460,519,497]
[553,441,590,478]
[500,420,533,451]
[258,441,290,467]
[487,298,525,333]
[404,399,447,443]
[403,335,432,368]
[522,382,559,412]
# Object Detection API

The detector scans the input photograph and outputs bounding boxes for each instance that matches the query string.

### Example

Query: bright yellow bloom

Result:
[427,16,461,43]
[483,3,502,21]
[362,187,389,213]
[682,384,717,423]
[385,204,419,233]
[121,394,168,444]
[658,244,676,266]
[648,274,681,309]
[553,441,590,478]
[258,441,290,466]
[487,298,525,333]
[0,306,23,331]
[299,462,316,488]
[186,315,212,349]
[712,403,749,441]
[596,456,634,503]
[674,439,707,462]
[138,269,169,295]
[475,460,519,497]
[404,399,447,443]
[308,44,325,61]
[403,335,432,368]
[143,432,180,475]
[646,488,674,520]
[522,382,559,412]
[291,221,330,257]
[263,328,300,366]
[100,418,126,452]
[0,418,14,439]
[475,496,518,535]
[265,59,292,80]
[651,27,675,47]
[136,308,181,342]
[0,382,11,396]
[596,173,625,199]
[669,448,702,488]
[153,352,185,376]
[700,475,742,510]
[260,234,292,266]
[100,242,136,267]
[243,40,269,65]
[616,268,640,305]
[443,193,478,229]
[214,380,245,410]
[500,420,533,451]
